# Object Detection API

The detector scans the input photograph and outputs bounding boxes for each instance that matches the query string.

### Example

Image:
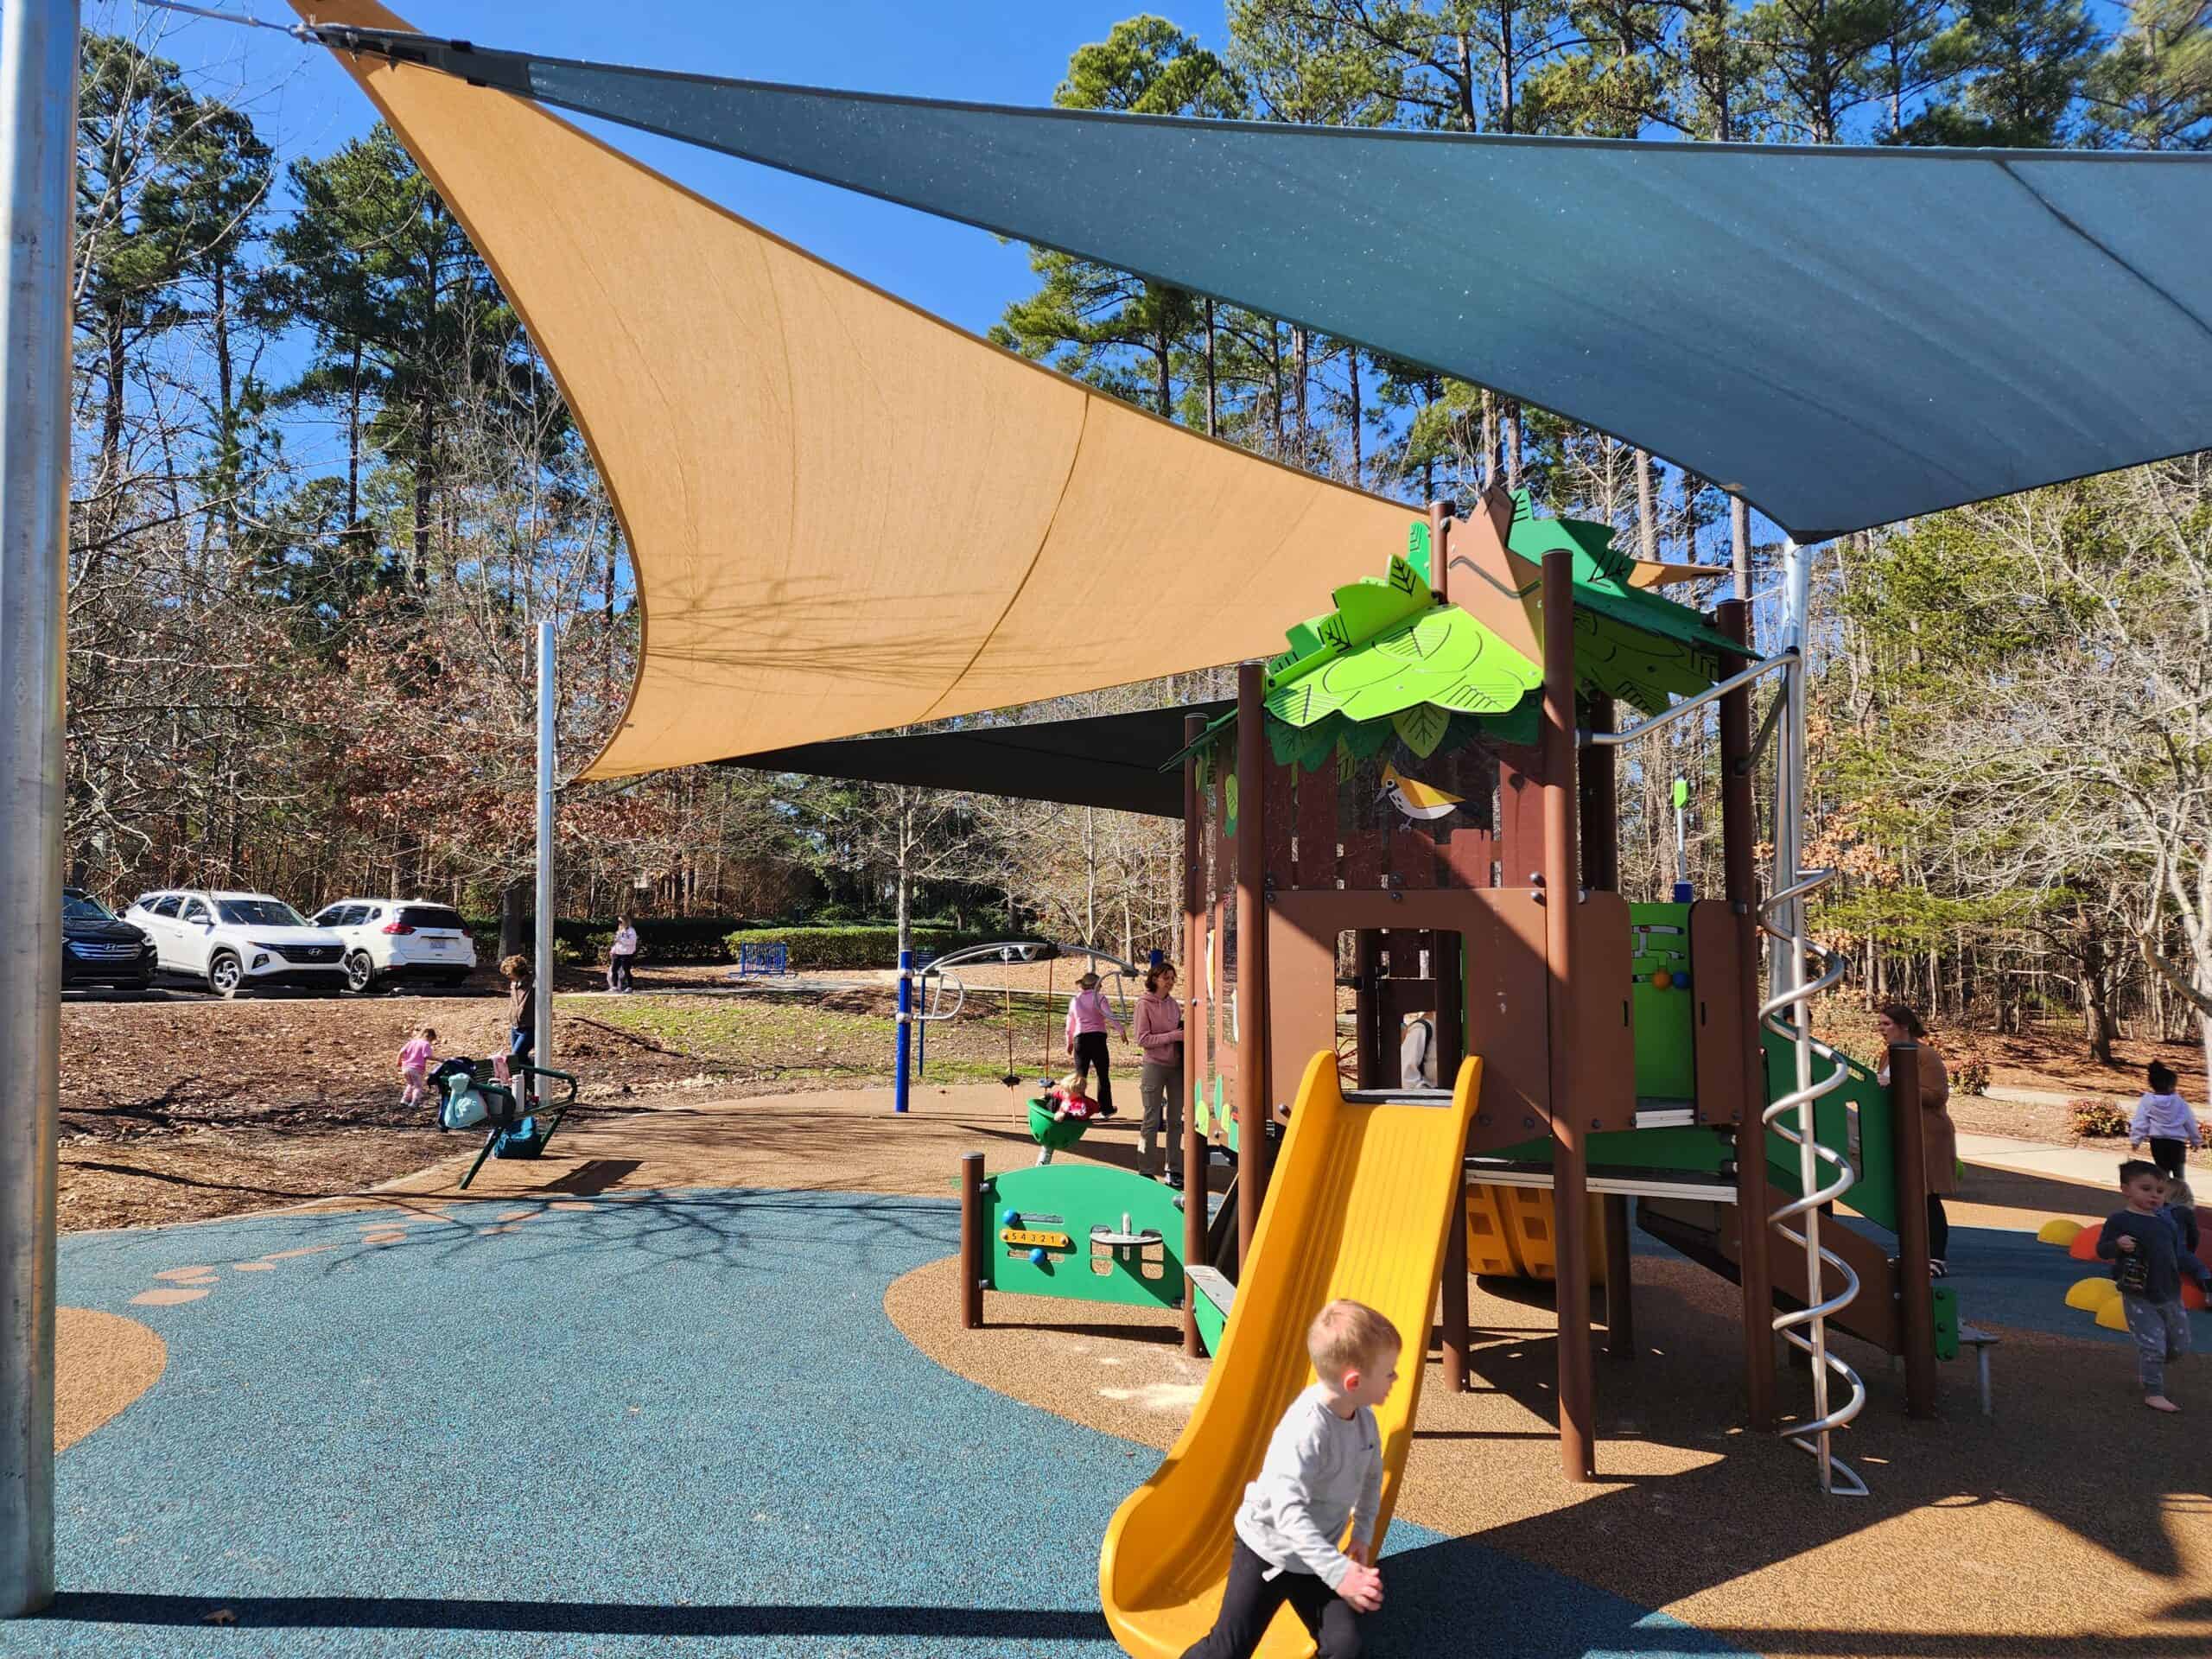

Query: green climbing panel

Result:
[1763,1029,1900,1233]
[1627,901,1697,1103]
[982,1163,1186,1311]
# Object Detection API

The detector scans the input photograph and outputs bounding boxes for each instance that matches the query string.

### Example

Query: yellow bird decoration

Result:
[1380,763,1465,823]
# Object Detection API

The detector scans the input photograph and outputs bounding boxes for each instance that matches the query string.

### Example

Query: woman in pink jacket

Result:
[1065,969,1127,1118]
[1134,963,1185,1186]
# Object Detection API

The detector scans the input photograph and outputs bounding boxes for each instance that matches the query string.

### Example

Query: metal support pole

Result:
[1890,1042,1938,1417]
[1769,541,1805,1004]
[1767,536,1866,1495]
[1182,714,1206,1358]
[894,950,913,1113]
[534,620,555,1069]
[1719,599,1778,1432]
[1541,551,1595,1482]
[959,1152,985,1330]
[0,0,75,1616]
[1234,662,1270,1274]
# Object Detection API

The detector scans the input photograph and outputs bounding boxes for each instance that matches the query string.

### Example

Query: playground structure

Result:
[1153,491,1964,1497]
[947,493,1968,1575]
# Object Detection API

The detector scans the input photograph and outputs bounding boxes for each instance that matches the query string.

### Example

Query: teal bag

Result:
[494,1116,546,1160]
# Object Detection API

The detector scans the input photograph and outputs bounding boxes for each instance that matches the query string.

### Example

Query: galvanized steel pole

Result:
[1541,550,1595,1482]
[535,620,555,1066]
[0,0,76,1617]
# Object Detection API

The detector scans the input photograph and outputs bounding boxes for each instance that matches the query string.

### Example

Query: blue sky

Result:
[134,0,1229,337]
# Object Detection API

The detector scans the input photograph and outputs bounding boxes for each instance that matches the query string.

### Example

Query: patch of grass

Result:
[561,994,1010,1085]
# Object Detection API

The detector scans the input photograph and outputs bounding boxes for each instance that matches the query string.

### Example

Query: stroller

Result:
[429,1055,578,1190]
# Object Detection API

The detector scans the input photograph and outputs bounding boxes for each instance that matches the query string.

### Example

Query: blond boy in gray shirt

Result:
[1180,1300,1396,1658]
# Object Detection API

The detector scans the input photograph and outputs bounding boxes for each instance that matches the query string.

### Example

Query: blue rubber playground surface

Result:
[21,1190,1745,1658]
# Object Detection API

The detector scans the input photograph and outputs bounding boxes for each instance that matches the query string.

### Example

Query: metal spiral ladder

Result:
[1763,538,1867,1497]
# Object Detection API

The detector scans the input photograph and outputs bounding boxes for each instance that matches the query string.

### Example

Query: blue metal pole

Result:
[893,949,913,1113]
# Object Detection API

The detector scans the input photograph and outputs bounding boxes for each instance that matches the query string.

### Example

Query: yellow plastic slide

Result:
[1098,1052,1483,1659]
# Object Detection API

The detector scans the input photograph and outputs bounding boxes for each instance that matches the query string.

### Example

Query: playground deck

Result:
[31,1084,2212,1658]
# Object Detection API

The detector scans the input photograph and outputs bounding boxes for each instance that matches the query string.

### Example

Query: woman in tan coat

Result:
[1877,1004,1957,1276]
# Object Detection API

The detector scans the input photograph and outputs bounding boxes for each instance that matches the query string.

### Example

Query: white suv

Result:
[124,889,347,997]
[311,899,479,993]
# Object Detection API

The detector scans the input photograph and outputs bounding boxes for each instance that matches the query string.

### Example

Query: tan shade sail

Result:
[295,2,1497,781]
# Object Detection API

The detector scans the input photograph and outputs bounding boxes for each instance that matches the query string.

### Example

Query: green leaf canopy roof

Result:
[1182,501,1746,772]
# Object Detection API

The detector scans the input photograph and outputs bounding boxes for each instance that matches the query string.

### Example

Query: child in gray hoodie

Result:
[1180,1300,1395,1659]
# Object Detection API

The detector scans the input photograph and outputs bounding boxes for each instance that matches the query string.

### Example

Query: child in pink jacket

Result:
[1065,970,1127,1117]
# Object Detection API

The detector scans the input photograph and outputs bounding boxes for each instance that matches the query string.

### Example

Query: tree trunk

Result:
[500,877,528,962]
[1635,448,1657,562]
[1154,315,1173,419]
[212,257,238,553]
[1730,494,1751,603]
[1204,299,1217,436]
[346,340,364,549]
[896,790,914,959]
[1347,349,1362,486]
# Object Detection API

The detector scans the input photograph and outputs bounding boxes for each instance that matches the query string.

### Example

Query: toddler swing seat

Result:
[1027,1093,1094,1154]
[430,1056,580,1189]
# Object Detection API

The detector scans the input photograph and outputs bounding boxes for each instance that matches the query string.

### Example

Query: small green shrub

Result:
[2069,1097,2131,1139]
[1948,1050,1990,1097]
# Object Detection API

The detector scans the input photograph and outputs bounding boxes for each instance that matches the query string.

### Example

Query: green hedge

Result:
[722,925,989,972]
[466,916,753,966]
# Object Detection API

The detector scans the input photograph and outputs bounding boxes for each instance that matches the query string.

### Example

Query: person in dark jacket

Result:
[2100,1160,2197,1412]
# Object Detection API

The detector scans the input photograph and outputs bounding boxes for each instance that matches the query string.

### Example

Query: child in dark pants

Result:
[2099,1160,2204,1413]
[1181,1300,1397,1659]
[2130,1061,2201,1182]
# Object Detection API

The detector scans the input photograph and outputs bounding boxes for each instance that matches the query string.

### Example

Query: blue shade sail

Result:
[328,26,2212,541]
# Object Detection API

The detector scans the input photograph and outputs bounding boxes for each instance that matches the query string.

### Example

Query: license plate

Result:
[424,939,448,950]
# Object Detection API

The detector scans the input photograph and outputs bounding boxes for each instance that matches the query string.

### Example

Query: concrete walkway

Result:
[1958,1130,2136,1189]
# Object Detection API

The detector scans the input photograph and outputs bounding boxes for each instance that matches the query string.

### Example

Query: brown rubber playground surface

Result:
[67,1079,2212,1656]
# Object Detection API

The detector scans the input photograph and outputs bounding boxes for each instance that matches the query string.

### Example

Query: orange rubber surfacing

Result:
[1099,1053,1482,1659]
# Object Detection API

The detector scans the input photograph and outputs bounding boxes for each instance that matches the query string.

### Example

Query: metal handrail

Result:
[1579,650,1798,749]
[1758,871,1869,1497]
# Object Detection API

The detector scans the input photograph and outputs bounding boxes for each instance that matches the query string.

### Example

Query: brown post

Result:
[1719,598,1777,1431]
[1182,713,1208,1358]
[1603,1194,1636,1357]
[959,1151,985,1331]
[1541,550,1596,1482]
[1235,662,1271,1272]
[1890,1041,1938,1417]
[1440,1163,1471,1390]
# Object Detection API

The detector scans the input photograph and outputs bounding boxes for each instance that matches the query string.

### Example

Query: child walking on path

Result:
[1180,1300,1395,1659]
[1065,969,1127,1117]
[2131,1062,2202,1182]
[2099,1159,2204,1412]
[397,1026,436,1107]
